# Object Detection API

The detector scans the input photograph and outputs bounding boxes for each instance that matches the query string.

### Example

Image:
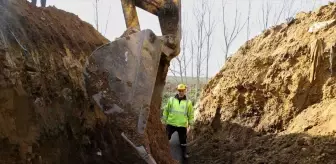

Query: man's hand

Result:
[187,126,195,141]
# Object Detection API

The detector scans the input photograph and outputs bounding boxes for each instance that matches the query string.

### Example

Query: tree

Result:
[246,0,251,41]
[204,0,216,80]
[181,21,192,84]
[272,0,286,25]
[259,0,272,30]
[283,0,296,20]
[93,0,99,31]
[92,0,111,37]
[192,0,207,100]
[222,0,246,61]
[168,14,192,84]
[104,3,112,36]
[190,39,194,79]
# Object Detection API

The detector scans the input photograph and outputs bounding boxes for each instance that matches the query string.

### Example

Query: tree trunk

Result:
[206,35,210,80]
[95,0,99,31]
[179,58,183,83]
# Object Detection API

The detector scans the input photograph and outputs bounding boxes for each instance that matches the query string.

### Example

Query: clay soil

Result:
[189,2,336,164]
[0,0,174,163]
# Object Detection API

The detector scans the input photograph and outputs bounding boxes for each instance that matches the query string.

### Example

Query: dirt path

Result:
[169,132,183,162]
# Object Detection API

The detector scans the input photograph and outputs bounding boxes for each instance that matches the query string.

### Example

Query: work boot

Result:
[183,153,190,159]
[181,146,187,158]
[181,153,189,164]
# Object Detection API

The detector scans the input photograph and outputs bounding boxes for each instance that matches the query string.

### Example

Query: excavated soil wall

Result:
[0,0,173,163]
[190,2,336,164]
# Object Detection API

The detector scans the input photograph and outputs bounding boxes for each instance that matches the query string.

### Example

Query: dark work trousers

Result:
[166,124,187,158]
[31,0,36,6]
[31,0,46,7]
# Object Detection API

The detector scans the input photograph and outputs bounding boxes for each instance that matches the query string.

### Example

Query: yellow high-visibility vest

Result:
[161,97,194,127]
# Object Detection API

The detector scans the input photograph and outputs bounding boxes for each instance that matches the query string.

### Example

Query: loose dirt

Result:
[0,0,174,163]
[190,2,336,164]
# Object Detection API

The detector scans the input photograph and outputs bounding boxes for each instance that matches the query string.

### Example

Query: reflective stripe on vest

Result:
[170,98,189,116]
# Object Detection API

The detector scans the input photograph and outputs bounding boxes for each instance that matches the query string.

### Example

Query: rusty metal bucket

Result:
[84,29,162,163]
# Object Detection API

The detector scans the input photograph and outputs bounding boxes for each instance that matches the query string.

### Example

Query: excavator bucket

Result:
[84,29,162,163]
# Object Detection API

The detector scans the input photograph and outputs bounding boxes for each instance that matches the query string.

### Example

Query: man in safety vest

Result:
[161,83,194,160]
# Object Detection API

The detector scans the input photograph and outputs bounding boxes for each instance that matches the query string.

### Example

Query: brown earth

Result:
[0,0,174,163]
[190,2,336,164]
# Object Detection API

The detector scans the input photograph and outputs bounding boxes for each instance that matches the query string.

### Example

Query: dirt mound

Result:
[190,2,336,163]
[0,0,174,163]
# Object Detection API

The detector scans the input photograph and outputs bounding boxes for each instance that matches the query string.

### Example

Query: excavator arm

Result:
[121,0,181,58]
[84,0,181,163]
[121,0,181,35]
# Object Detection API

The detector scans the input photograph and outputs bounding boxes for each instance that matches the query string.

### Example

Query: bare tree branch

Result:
[104,2,112,36]
[179,13,194,84]
[93,0,99,31]
[192,0,207,100]
[168,68,180,84]
[204,0,216,80]
[273,0,286,25]
[311,0,317,11]
[284,0,296,19]
[260,0,272,30]
[247,0,251,41]
[222,0,246,61]
[175,56,183,83]
[189,39,194,78]
[181,24,188,83]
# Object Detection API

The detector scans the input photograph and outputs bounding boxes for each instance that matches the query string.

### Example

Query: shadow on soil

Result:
[188,121,336,164]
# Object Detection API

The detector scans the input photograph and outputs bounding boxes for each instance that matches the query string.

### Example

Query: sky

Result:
[29,0,332,78]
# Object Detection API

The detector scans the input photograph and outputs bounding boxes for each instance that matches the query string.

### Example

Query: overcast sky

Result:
[29,0,332,77]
